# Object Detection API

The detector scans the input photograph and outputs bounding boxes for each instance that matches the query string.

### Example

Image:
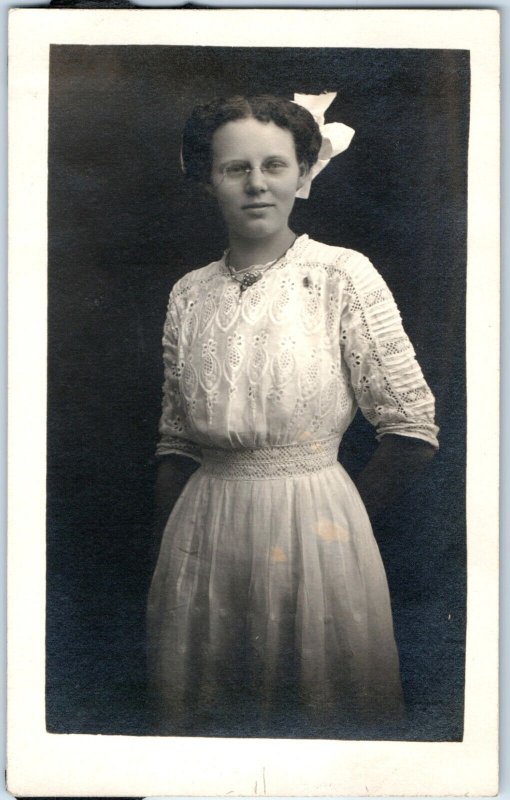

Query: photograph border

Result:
[7,8,499,796]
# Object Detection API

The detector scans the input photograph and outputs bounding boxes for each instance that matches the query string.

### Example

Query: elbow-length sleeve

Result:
[339,252,439,448]
[156,289,202,463]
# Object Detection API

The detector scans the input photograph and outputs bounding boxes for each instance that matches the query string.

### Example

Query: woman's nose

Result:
[245,166,268,192]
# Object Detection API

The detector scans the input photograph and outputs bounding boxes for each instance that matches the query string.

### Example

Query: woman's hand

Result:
[355,435,436,522]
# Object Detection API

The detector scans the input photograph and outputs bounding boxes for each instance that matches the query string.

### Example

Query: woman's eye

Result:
[264,161,287,174]
[224,163,248,177]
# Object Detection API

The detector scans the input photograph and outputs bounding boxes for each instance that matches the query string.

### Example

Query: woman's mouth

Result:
[242,203,274,210]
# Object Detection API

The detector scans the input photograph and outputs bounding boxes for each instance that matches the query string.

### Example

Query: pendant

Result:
[239,271,262,293]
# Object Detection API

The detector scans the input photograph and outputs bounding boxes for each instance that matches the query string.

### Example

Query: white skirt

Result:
[147,437,403,735]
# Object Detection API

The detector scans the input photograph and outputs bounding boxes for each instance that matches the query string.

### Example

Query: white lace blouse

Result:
[156,234,439,460]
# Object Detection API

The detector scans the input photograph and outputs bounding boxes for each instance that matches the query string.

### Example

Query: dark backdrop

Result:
[47,45,469,738]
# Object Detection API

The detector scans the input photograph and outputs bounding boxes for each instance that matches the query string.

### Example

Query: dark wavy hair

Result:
[181,95,322,184]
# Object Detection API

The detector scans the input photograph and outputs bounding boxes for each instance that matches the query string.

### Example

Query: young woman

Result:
[147,94,439,737]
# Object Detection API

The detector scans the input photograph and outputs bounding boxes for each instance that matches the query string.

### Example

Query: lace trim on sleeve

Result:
[156,437,203,463]
[339,251,439,448]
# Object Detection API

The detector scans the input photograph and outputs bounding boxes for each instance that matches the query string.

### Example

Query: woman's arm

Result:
[355,434,436,521]
[152,285,202,567]
[152,453,199,567]
[337,252,439,520]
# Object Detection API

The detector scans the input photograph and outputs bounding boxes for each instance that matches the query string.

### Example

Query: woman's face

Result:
[209,117,308,242]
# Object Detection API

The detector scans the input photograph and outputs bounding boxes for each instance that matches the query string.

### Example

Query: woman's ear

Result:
[296,162,310,190]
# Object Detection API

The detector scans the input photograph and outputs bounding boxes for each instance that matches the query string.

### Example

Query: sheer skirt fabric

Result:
[147,446,404,734]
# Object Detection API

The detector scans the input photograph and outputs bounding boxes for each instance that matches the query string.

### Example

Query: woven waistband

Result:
[200,436,340,480]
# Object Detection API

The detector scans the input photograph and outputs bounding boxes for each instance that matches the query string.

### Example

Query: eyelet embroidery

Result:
[157,241,438,457]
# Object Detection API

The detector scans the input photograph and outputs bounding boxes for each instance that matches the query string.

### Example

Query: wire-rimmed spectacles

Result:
[219,160,291,182]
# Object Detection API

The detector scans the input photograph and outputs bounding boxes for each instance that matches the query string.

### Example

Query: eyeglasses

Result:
[219,161,290,181]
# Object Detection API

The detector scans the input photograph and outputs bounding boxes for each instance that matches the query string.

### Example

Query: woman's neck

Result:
[226,228,297,271]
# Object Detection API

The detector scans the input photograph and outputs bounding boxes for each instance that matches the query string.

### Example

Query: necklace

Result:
[225,235,298,294]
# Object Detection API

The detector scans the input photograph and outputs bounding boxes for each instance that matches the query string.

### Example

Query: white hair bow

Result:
[292,91,355,199]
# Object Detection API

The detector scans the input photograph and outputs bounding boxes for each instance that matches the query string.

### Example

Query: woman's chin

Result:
[230,220,289,241]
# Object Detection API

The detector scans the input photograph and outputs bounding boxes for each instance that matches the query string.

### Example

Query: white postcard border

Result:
[7,9,500,796]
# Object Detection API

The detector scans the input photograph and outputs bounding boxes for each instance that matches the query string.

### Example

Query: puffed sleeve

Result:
[156,288,202,463]
[339,251,439,448]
